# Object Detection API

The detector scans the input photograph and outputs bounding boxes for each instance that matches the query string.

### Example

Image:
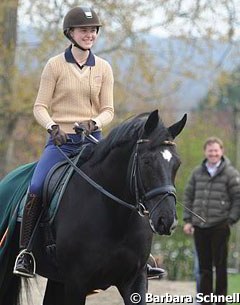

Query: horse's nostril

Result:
[156,216,177,235]
[157,217,166,234]
[157,217,163,226]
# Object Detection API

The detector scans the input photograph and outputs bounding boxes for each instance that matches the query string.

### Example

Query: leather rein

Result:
[56,137,176,217]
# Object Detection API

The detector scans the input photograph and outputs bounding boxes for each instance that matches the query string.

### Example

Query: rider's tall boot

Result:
[13,193,42,278]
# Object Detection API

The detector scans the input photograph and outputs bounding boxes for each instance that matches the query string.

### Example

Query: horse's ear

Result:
[168,113,187,139]
[144,110,159,135]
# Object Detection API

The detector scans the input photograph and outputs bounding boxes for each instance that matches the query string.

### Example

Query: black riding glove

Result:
[48,125,67,146]
[74,120,98,136]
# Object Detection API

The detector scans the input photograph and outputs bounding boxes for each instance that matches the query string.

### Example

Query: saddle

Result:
[18,143,94,224]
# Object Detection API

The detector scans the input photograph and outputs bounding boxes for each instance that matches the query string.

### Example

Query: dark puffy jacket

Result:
[183,156,240,228]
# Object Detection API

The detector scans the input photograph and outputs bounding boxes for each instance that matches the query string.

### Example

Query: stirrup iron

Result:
[13,249,36,278]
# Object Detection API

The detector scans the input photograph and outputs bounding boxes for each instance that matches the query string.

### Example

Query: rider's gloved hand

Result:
[48,125,67,146]
[73,120,98,136]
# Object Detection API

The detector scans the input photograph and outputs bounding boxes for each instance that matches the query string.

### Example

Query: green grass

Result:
[228,273,240,294]
[228,274,240,304]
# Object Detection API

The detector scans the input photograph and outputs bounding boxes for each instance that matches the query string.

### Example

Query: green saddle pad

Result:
[0,162,36,266]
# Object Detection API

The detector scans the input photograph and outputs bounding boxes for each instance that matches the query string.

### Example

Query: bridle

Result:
[56,136,176,218]
[129,139,177,217]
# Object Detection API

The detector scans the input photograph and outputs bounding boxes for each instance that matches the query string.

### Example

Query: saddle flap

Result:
[18,143,94,225]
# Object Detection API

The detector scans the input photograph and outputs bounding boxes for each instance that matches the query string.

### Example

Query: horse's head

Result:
[129,110,187,235]
[89,109,186,235]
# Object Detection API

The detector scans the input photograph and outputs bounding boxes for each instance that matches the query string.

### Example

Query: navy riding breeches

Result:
[29,131,101,196]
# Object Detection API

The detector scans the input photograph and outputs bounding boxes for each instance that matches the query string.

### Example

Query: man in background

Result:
[183,137,240,303]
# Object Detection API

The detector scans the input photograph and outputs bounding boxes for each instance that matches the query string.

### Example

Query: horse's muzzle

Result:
[149,199,178,235]
[150,216,177,235]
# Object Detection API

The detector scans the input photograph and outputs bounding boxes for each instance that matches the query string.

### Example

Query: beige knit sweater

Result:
[33,51,114,133]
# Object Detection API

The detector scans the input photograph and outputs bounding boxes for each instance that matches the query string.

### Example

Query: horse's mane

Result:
[91,112,170,165]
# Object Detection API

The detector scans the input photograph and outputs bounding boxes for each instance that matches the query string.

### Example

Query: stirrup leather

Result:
[13,249,36,278]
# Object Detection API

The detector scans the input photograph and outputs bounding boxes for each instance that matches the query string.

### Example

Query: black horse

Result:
[0,110,186,305]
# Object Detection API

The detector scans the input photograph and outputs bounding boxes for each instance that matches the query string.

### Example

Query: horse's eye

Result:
[144,160,150,165]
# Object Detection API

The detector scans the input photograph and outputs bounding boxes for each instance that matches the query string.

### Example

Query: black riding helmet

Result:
[63,6,102,50]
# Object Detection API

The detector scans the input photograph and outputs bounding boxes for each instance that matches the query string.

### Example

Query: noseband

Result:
[129,139,176,217]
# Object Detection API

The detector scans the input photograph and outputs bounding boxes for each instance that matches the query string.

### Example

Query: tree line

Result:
[1,0,240,176]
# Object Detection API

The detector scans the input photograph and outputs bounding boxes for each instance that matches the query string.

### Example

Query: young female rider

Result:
[13,6,114,278]
[13,6,164,280]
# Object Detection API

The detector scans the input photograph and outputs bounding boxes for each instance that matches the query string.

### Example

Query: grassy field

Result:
[228,274,240,305]
[228,273,240,294]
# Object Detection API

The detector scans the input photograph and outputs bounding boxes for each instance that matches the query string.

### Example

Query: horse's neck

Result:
[91,146,132,195]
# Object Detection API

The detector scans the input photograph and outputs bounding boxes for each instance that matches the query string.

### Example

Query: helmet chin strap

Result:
[71,39,89,51]
[73,41,89,51]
